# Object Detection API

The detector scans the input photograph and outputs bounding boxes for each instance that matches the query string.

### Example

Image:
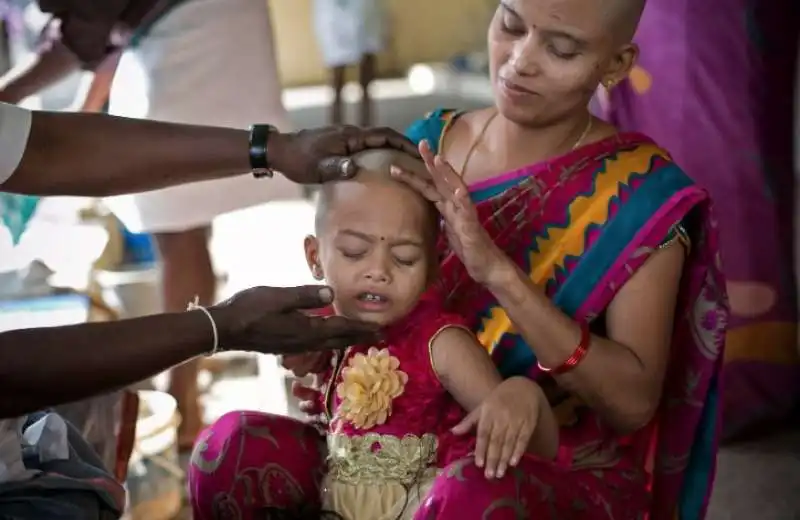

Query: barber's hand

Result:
[209,285,378,354]
[452,377,543,479]
[267,126,421,183]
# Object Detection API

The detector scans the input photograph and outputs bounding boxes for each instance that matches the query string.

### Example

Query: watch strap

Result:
[249,124,277,178]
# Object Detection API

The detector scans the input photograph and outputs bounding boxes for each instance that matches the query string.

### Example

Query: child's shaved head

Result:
[305,148,441,325]
[314,148,437,237]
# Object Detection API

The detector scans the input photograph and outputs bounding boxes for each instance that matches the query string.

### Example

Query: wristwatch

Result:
[249,124,278,178]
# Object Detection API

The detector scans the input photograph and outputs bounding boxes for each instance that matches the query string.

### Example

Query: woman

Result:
[188,0,728,518]
[600,0,799,441]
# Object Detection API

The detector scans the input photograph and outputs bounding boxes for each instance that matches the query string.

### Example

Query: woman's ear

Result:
[602,42,639,88]
[304,235,325,280]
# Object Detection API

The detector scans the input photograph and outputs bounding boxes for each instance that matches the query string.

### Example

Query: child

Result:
[312,0,385,126]
[294,148,558,519]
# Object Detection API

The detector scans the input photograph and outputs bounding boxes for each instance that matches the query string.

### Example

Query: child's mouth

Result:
[355,292,390,311]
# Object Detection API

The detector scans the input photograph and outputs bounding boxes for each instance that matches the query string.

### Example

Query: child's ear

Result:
[304,235,325,280]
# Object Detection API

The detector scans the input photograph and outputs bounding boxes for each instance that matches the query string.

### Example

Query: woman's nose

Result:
[509,38,539,76]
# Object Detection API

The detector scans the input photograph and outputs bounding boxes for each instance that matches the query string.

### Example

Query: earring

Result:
[603,78,618,90]
[312,265,324,280]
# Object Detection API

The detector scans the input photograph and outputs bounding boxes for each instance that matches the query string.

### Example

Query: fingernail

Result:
[319,287,333,303]
[510,457,519,466]
[475,458,484,467]
[390,165,400,176]
[485,469,494,479]
[497,466,506,478]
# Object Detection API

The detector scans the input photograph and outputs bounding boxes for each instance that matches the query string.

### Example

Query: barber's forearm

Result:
[4,111,251,196]
[0,311,214,418]
[486,262,650,432]
[0,42,80,104]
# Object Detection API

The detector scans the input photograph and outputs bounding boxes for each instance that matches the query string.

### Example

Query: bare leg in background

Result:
[153,227,216,450]
[359,53,376,127]
[330,65,347,125]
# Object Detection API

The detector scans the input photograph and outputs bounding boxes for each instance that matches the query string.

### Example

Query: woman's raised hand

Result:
[390,140,509,286]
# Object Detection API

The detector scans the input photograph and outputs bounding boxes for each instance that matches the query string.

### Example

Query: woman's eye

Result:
[547,44,578,60]
[500,13,525,35]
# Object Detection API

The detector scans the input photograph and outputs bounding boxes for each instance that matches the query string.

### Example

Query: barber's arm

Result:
[0,102,421,197]
[0,285,378,419]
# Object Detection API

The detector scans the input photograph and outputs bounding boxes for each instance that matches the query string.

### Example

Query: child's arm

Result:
[430,326,559,460]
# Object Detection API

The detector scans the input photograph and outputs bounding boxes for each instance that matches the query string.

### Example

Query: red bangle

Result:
[537,322,591,375]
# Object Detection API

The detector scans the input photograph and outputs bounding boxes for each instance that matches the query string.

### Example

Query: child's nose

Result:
[363,261,391,283]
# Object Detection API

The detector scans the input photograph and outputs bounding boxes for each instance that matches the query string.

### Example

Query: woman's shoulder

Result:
[404,108,462,152]
[597,132,698,189]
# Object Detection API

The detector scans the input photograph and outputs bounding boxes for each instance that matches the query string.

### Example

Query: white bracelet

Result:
[187,296,219,356]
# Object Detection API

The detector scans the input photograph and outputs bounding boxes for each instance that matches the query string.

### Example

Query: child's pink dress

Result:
[318,295,474,519]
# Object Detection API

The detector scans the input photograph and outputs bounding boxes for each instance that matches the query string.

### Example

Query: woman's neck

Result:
[490,109,595,162]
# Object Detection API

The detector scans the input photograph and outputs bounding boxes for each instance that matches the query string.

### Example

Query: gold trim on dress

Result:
[326,432,439,486]
[426,324,475,384]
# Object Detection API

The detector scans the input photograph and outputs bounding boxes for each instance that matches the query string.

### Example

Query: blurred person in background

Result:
[600,0,799,440]
[313,0,386,126]
[0,0,296,453]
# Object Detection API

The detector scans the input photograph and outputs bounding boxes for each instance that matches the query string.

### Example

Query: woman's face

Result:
[488,0,635,126]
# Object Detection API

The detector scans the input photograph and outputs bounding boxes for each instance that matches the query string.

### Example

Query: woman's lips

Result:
[498,77,537,100]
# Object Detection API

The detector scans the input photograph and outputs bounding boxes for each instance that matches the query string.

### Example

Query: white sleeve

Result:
[0,102,32,185]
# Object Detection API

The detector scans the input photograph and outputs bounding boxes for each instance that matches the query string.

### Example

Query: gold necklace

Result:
[458,111,594,177]
[459,111,498,176]
[571,116,593,150]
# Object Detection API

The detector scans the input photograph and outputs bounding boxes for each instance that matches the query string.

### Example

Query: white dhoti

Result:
[106,0,301,233]
[313,0,387,68]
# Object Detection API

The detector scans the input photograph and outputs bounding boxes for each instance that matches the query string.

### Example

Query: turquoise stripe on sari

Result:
[555,163,694,316]
[680,374,720,519]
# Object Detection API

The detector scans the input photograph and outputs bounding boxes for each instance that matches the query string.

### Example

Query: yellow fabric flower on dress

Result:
[335,347,408,430]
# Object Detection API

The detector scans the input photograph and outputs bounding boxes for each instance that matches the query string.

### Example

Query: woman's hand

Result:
[390,140,508,285]
[451,377,545,479]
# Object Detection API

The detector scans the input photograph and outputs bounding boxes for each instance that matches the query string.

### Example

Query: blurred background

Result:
[0,1,798,519]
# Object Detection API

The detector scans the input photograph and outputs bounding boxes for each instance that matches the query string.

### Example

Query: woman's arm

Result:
[0,41,80,104]
[431,326,559,459]
[484,242,684,434]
